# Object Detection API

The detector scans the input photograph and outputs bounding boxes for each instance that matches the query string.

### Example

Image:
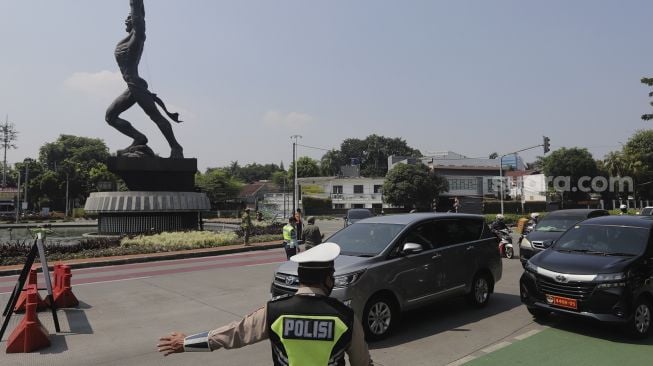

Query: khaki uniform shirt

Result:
[301,224,323,246]
[206,286,373,366]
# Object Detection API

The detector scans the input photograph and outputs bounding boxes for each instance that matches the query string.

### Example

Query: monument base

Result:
[84,191,210,235]
[107,156,197,192]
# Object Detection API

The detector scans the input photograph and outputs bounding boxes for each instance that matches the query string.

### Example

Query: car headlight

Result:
[334,270,365,288]
[524,261,539,273]
[595,273,626,282]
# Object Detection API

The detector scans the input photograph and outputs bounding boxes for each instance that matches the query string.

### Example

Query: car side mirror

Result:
[402,242,423,255]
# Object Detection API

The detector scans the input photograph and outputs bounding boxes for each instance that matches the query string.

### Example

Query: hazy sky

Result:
[1,0,652,171]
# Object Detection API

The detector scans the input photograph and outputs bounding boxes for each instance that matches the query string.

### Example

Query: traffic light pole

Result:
[499,141,550,215]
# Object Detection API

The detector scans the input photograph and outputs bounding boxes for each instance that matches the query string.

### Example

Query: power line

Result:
[296,143,335,152]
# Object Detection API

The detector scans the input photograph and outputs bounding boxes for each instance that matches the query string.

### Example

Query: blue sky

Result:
[1,0,652,171]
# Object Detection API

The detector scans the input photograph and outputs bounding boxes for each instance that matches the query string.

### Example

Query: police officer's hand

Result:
[157,332,187,356]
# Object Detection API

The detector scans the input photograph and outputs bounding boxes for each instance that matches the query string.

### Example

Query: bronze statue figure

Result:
[105,0,184,159]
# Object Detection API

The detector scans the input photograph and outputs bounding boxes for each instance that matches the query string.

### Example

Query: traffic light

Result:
[543,136,551,154]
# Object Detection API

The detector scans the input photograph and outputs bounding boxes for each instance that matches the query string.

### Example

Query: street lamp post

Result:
[290,135,302,214]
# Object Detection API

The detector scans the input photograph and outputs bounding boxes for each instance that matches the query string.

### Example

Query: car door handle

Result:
[466,246,475,251]
[432,253,442,260]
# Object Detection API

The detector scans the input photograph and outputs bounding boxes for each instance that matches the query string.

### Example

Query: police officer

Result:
[283,216,298,259]
[157,243,374,365]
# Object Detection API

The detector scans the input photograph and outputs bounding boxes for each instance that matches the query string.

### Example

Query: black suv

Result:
[519,209,609,264]
[520,215,653,338]
[343,208,373,227]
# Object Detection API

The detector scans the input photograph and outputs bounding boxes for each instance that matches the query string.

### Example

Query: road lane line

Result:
[0,256,284,293]
[480,341,512,354]
[514,329,542,340]
[0,249,285,283]
[446,355,477,366]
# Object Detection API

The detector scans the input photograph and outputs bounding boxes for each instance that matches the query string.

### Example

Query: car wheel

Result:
[505,247,514,259]
[625,297,652,339]
[527,306,549,320]
[362,294,398,341]
[467,273,492,308]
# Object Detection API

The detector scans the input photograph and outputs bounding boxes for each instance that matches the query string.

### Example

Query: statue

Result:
[105,0,184,159]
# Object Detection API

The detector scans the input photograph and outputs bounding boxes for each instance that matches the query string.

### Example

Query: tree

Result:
[233,163,283,183]
[489,152,498,159]
[0,119,18,187]
[383,163,448,211]
[540,147,597,201]
[321,135,421,177]
[287,156,321,183]
[641,77,653,121]
[196,168,243,208]
[35,135,112,211]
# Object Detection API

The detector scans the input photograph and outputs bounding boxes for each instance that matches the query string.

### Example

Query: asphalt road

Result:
[0,239,542,366]
[2,221,648,365]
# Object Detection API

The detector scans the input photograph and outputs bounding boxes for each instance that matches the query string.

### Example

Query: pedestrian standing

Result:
[302,216,324,250]
[157,243,374,365]
[282,217,298,259]
[241,208,252,246]
[295,208,303,241]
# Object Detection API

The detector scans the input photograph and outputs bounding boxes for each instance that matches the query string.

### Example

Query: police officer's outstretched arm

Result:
[158,306,269,355]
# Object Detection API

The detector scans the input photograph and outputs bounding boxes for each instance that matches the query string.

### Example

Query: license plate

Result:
[546,294,577,310]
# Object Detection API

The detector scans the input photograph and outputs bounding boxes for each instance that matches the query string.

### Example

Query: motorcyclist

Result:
[491,214,509,233]
[619,204,628,215]
[526,213,539,231]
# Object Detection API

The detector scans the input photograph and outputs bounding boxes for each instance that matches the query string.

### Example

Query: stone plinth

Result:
[85,191,210,235]
[107,157,197,191]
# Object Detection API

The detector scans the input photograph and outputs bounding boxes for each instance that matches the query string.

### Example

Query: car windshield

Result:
[552,224,650,256]
[328,223,405,256]
[348,210,372,219]
[641,207,653,216]
[535,217,584,232]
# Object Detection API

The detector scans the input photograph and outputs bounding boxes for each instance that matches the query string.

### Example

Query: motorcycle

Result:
[495,228,514,259]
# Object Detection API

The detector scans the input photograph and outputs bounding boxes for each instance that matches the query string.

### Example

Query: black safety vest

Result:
[267,293,354,366]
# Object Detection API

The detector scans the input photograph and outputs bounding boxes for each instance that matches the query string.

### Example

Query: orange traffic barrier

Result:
[53,265,78,308]
[14,268,48,313]
[6,288,51,353]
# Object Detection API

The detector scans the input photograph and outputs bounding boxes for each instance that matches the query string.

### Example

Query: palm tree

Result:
[604,151,624,177]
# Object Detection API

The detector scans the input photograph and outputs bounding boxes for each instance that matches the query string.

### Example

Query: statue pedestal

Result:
[85,157,209,235]
[107,157,197,191]
[84,191,210,234]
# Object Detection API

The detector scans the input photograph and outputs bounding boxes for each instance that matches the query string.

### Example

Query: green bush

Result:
[121,231,238,250]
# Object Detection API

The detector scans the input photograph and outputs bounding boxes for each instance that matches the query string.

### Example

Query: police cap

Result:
[291,242,340,269]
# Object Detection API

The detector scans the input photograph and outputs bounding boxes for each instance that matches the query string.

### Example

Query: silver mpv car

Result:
[271,213,503,340]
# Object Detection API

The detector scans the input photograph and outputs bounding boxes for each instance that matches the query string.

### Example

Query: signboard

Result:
[21,202,27,210]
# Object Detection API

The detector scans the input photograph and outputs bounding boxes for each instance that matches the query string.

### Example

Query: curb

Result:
[0,242,285,277]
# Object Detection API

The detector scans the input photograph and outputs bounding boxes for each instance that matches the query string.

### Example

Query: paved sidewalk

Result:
[0,241,284,277]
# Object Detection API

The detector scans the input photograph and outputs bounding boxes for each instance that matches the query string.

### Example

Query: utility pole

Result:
[290,135,302,214]
[499,140,551,215]
[0,116,18,187]
[23,159,30,212]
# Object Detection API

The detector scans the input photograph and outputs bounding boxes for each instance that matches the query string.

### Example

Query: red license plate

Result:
[546,294,577,310]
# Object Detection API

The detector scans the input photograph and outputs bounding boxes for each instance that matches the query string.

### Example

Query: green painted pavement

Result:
[467,327,652,366]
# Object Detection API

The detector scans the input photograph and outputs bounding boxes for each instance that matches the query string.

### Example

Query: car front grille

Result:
[272,273,299,294]
[535,275,596,300]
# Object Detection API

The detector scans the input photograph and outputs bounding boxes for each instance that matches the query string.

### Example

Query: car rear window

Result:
[329,223,404,257]
[535,216,585,233]
[348,210,373,219]
[553,224,650,256]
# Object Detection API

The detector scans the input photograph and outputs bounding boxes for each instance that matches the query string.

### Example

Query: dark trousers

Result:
[284,243,297,259]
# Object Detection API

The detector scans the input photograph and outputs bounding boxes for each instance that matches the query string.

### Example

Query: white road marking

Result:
[480,341,511,353]
[446,355,477,366]
[514,328,542,340]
